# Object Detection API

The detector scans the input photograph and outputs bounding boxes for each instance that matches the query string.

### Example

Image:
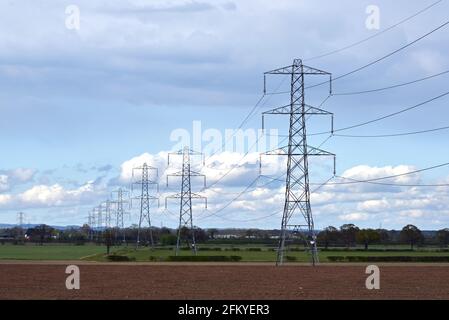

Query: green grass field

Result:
[0,244,119,260]
[1,243,449,262]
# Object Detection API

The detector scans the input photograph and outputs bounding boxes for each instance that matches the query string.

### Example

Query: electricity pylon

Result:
[101,200,113,229]
[17,212,25,240]
[87,209,96,241]
[165,147,207,256]
[111,188,130,243]
[261,59,335,266]
[92,205,102,241]
[132,163,159,249]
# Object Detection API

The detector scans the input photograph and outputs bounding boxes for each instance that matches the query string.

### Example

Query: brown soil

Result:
[1,263,448,300]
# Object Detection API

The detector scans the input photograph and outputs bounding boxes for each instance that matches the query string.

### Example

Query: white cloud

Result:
[338,212,370,222]
[0,193,12,205]
[0,175,9,192]
[357,199,390,212]
[119,152,168,183]
[8,168,36,183]
[341,165,419,184]
[0,181,100,210]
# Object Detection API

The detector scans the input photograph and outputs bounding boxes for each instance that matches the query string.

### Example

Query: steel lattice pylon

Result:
[166,147,207,256]
[111,188,130,243]
[132,163,159,249]
[261,59,335,266]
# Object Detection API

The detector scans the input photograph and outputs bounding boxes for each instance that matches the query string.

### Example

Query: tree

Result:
[340,224,359,248]
[317,226,340,249]
[207,228,219,240]
[400,224,423,250]
[160,234,177,246]
[194,227,208,243]
[377,229,390,245]
[356,229,380,250]
[26,225,56,245]
[436,228,449,247]
[103,229,114,254]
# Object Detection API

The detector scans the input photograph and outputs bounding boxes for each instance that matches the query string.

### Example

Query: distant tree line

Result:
[317,224,449,250]
[1,223,449,250]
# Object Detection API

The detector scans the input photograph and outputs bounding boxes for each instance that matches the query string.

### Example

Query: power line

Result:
[205,173,285,195]
[195,161,449,223]
[201,209,282,223]
[198,175,261,220]
[334,124,449,138]
[266,69,449,97]
[336,175,449,187]
[333,70,449,96]
[306,19,449,90]
[206,94,266,160]
[310,91,449,136]
[304,0,444,62]
[205,134,289,190]
[199,174,333,223]
[316,162,449,185]
[205,77,287,162]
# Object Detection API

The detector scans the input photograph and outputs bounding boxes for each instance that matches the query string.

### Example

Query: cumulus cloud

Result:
[119,152,168,183]
[338,212,370,222]
[112,152,449,229]
[0,181,103,210]
[0,175,9,192]
[0,168,36,190]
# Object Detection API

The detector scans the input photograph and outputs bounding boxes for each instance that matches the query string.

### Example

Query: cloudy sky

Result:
[0,0,448,230]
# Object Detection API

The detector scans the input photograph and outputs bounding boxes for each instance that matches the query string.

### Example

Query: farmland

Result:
[1,263,449,299]
[1,243,449,263]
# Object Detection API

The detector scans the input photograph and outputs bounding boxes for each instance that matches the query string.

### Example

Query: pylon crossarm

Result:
[304,105,333,116]
[165,193,181,204]
[264,63,330,76]
[262,104,291,115]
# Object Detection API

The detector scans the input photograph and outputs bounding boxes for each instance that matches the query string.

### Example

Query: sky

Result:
[0,0,449,230]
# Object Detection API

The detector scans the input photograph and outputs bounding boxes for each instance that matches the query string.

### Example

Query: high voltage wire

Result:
[120,10,449,227]
[199,174,335,223]
[201,18,449,192]
[200,209,282,223]
[205,77,286,162]
[266,69,449,97]
[333,91,449,132]
[334,125,449,138]
[260,162,449,188]
[333,70,449,96]
[310,91,449,136]
[204,135,290,190]
[198,175,261,220]
[336,175,449,187]
[305,19,449,90]
[205,173,286,195]
[206,94,265,160]
[318,162,449,186]
[304,0,444,62]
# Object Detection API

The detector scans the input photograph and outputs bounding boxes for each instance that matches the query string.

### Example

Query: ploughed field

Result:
[1,263,449,299]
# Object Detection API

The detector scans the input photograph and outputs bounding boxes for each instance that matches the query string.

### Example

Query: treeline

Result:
[0,224,212,246]
[316,224,449,250]
[1,223,449,250]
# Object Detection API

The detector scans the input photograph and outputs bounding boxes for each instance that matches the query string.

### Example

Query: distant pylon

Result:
[93,205,102,241]
[132,163,159,249]
[101,200,113,229]
[111,188,130,243]
[87,209,96,241]
[261,59,336,266]
[17,212,25,239]
[165,147,207,256]
[17,212,25,228]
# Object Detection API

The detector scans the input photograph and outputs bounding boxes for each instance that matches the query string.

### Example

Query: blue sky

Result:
[0,0,449,230]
